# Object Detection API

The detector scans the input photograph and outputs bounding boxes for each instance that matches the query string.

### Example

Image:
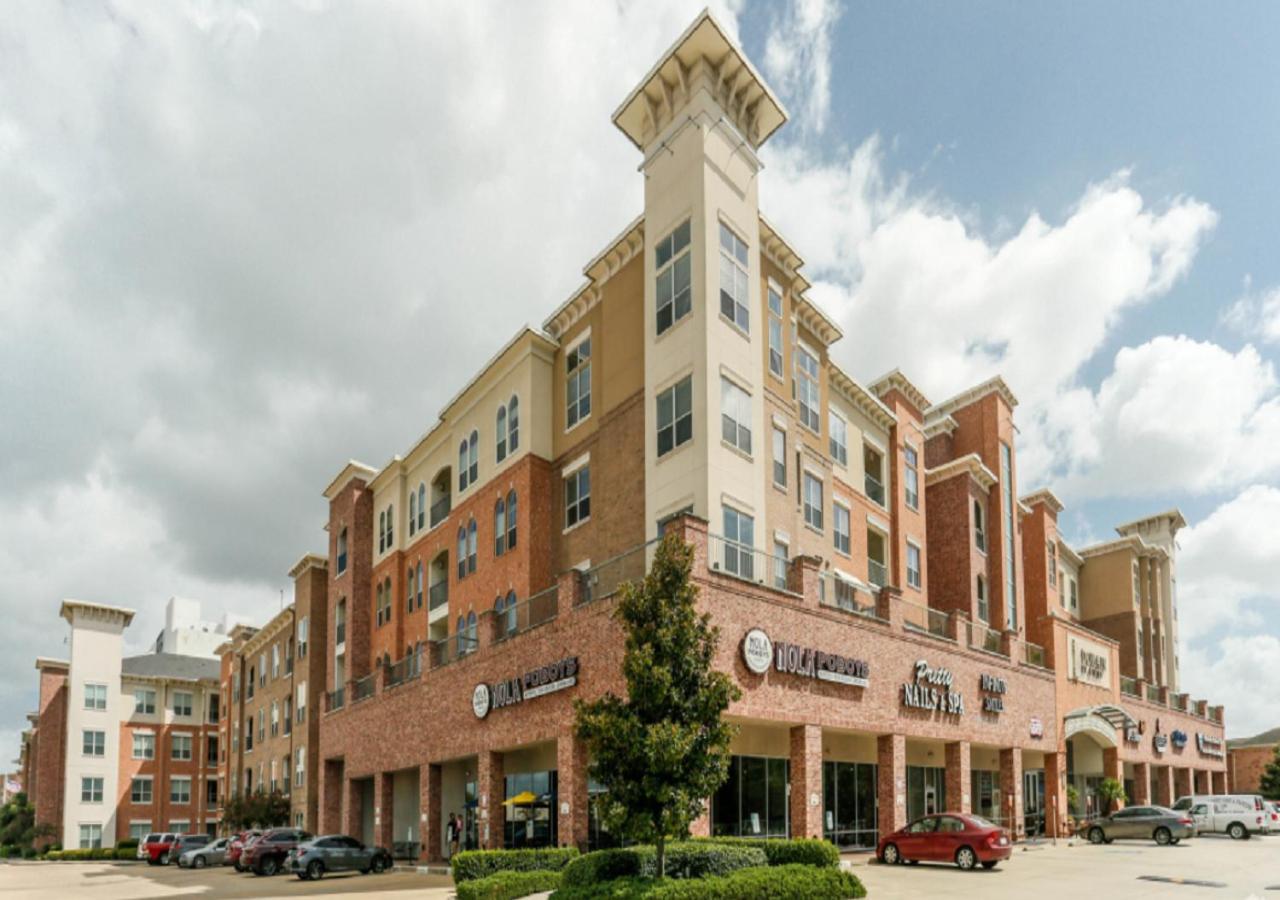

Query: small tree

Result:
[223,790,291,830]
[1259,746,1280,801]
[575,533,741,878]
[1099,777,1127,814]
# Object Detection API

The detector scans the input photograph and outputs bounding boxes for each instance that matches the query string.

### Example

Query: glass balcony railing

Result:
[1119,675,1139,697]
[428,581,448,611]
[901,599,950,639]
[968,620,1004,656]
[1023,641,1047,668]
[430,496,451,528]
[868,559,887,588]
[865,475,885,506]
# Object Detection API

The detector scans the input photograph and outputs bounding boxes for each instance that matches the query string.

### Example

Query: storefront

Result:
[823,762,878,849]
[710,755,790,839]
[503,770,557,849]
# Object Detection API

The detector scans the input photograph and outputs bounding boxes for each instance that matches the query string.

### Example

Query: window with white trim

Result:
[82,730,105,757]
[829,413,847,466]
[720,377,752,455]
[772,541,789,590]
[977,575,988,622]
[803,473,824,531]
[132,732,155,760]
[83,683,107,711]
[655,220,692,335]
[721,506,755,579]
[834,503,851,555]
[566,338,592,428]
[973,499,986,551]
[78,824,102,849]
[657,376,693,457]
[297,681,307,723]
[1048,542,1057,587]
[565,465,590,528]
[496,404,508,462]
[718,222,749,332]
[767,283,783,376]
[295,747,306,787]
[81,776,103,803]
[133,689,156,715]
[795,345,820,432]
[128,822,151,843]
[771,427,786,487]
[131,777,152,804]
[169,777,191,805]
[171,733,192,761]
[904,444,919,509]
[906,542,922,590]
[508,396,519,453]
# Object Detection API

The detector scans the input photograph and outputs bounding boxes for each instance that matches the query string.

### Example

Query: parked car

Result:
[145,833,208,865]
[178,836,230,868]
[1179,795,1268,839]
[288,835,393,880]
[877,813,1012,870]
[1081,805,1194,845]
[228,830,263,871]
[241,827,314,876]
[136,833,167,861]
[1267,802,1280,834]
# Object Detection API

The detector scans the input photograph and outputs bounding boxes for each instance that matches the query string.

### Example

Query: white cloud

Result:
[1222,277,1280,345]
[1180,634,1280,740]
[762,0,842,136]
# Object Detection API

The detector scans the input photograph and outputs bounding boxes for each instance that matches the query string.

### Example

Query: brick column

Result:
[944,741,971,814]
[557,568,584,609]
[789,725,823,839]
[376,772,394,849]
[1173,766,1192,801]
[877,734,906,841]
[1194,769,1210,794]
[342,777,362,839]
[477,751,505,850]
[1211,770,1227,793]
[999,748,1023,838]
[790,556,824,607]
[1044,751,1068,838]
[320,760,342,834]
[557,732,589,850]
[1153,765,1174,807]
[1131,762,1151,805]
[418,763,443,863]
[876,587,905,633]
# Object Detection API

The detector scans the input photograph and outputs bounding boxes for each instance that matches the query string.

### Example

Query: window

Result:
[271,644,280,678]
[508,396,519,453]
[795,345,820,432]
[467,519,477,574]
[337,527,348,574]
[132,732,155,760]
[231,671,240,702]
[772,541,789,590]
[977,576,989,622]
[172,733,192,761]
[506,491,517,550]
[803,473,824,531]
[467,434,478,488]
[767,283,783,376]
[131,777,152,804]
[84,683,107,711]
[496,405,508,462]
[258,653,266,686]
[245,720,253,752]
[864,445,885,506]
[718,222,749,332]
[128,822,151,843]
[247,667,255,699]
[258,709,265,743]
[206,734,218,762]
[170,777,191,805]
[1000,442,1016,628]
[168,820,190,834]
[406,565,414,612]
[721,507,755,580]
[133,689,156,715]
[83,730,105,757]
[565,465,590,528]
[295,747,306,787]
[78,824,103,850]
[1070,578,1078,610]
[417,483,426,531]
[720,378,752,454]
[81,777,103,803]
[378,509,386,554]
[298,616,309,657]
[495,497,506,556]
[458,440,469,491]
[904,445,919,509]
[657,376,694,456]
[834,503,851,555]
[656,220,692,334]
[906,542,922,590]
[1047,542,1057,587]
[973,499,986,551]
[828,414,848,466]
[297,682,307,723]
[495,592,518,638]
[270,701,279,737]
[771,427,786,486]
[377,577,392,627]
[206,778,218,805]
[566,337,592,428]
[416,561,424,610]
[457,527,467,579]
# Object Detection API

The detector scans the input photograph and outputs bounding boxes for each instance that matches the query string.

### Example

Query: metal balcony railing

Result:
[867,559,888,588]
[901,599,950,639]
[580,540,655,606]
[428,581,448,611]
[351,673,376,704]
[430,496,451,528]
[328,687,345,711]
[385,651,422,687]
[491,586,559,643]
[865,475,885,506]
[707,534,796,594]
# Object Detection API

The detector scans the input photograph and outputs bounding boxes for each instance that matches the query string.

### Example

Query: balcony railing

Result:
[430,496,451,528]
[328,687,345,711]
[491,585,559,644]
[428,581,448,611]
[865,475,885,507]
[901,599,950,640]
[385,651,422,687]
[867,559,887,588]
[430,631,478,669]
[1172,694,1188,712]
[1208,707,1222,724]
[1119,675,1139,698]
[335,621,346,645]
[351,673,376,704]
[1023,641,1047,669]
[581,540,655,606]
[968,620,1004,656]
[817,573,879,620]
[1145,683,1161,703]
[707,534,796,595]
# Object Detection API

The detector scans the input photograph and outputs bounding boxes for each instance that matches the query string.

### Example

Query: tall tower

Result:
[1116,509,1186,691]
[613,12,788,547]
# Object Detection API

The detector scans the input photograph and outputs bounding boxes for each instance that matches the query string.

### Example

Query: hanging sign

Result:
[1030,717,1044,738]
[473,657,579,718]
[1153,733,1169,754]
[902,660,964,715]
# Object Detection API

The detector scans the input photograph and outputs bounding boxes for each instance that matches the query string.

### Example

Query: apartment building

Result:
[22,598,226,848]
[215,554,327,832]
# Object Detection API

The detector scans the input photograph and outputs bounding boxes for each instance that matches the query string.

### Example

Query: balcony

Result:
[1022,641,1047,669]
[385,651,422,688]
[707,534,796,595]
[901,598,950,640]
[328,687,345,711]
[430,495,451,529]
[428,581,448,611]
[865,474,885,507]
[1145,683,1161,703]
[867,559,887,588]
[968,620,1005,657]
[817,572,878,620]
[351,673,376,704]
[1119,675,1139,698]
[335,621,346,645]
[491,586,559,644]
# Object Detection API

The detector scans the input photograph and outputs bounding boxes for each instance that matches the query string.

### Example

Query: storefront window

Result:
[1024,770,1045,836]
[587,777,623,852]
[970,770,1002,824]
[464,780,478,851]
[906,766,947,822]
[822,761,878,848]
[711,756,789,839]
[503,771,557,849]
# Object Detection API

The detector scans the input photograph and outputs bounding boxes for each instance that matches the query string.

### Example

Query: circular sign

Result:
[472,683,492,719]
[742,629,773,675]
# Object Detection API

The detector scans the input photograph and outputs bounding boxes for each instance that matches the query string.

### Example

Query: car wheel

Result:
[261,857,279,877]
[955,846,977,871]
[306,860,324,880]
[372,856,387,874]
[1170,838,1180,845]
[1155,827,1172,846]
[1229,822,1246,840]
[880,843,900,865]
[981,861,998,870]
[160,852,170,865]
[1088,826,1105,845]
[193,856,206,869]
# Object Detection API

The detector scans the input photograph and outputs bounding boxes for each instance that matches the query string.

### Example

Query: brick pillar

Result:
[557,732,589,850]
[945,741,971,814]
[1211,770,1227,793]
[342,777,362,839]
[1173,766,1192,801]
[1153,765,1174,807]
[557,568,584,609]
[376,772,394,849]
[418,763,442,863]
[477,751,505,850]
[876,586,905,633]
[877,734,906,841]
[1044,751,1067,838]
[790,556,823,607]
[1101,746,1123,805]
[1131,762,1151,805]
[999,748,1023,838]
[320,760,342,834]
[789,725,823,839]
[1194,769,1210,794]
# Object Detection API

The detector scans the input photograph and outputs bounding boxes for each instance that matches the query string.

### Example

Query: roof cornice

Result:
[923,414,957,440]
[794,296,842,346]
[828,362,896,431]
[543,217,644,341]
[1114,507,1188,536]
[59,600,135,628]
[1057,538,1084,568]
[924,453,997,492]
[869,368,931,413]
[926,375,1020,421]
[34,657,69,671]
[1021,488,1065,514]
[238,607,294,658]
[288,553,328,580]
[1078,533,1168,560]
[322,461,377,501]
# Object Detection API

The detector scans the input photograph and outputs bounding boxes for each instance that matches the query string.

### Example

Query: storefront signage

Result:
[741,629,870,687]
[902,660,964,715]
[1125,726,1141,744]
[1196,733,1225,759]
[1030,717,1044,738]
[472,657,579,719]
[1153,733,1168,754]
[1068,634,1110,687]
[979,673,1006,714]
[1171,729,1188,749]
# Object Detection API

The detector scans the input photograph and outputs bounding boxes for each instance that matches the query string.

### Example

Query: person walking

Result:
[446,812,460,859]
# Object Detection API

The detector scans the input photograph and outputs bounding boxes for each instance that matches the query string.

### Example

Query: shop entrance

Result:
[711,755,790,839]
[1066,732,1110,819]
[1023,770,1045,836]
[906,766,946,821]
[970,769,1003,825]
[822,761,878,849]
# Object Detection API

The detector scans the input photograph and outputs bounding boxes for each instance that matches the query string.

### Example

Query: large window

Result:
[906,542,922,590]
[506,491,517,550]
[1000,442,1017,628]
[803,473,824,531]
[973,499,986,551]
[565,466,590,528]
[767,283,784,377]
[834,503,851,555]
[132,732,155,760]
[173,691,193,717]
[904,444,919,509]
[172,733,193,761]
[82,730,105,757]
[457,527,468,580]
[131,777,152,804]
[721,507,754,579]
[829,414,848,466]
[78,824,102,850]
[133,689,156,715]
[503,770,558,849]
[170,777,191,805]
[467,520,477,574]
[336,527,348,575]
[823,762,878,849]
[496,396,519,462]
[718,223,750,332]
[711,756,788,839]
[906,766,947,821]
[494,497,507,556]
[864,445,885,506]
[84,683,107,711]
[977,576,988,623]
[655,220,692,335]
[566,338,592,429]
[720,378,752,455]
[795,345,820,432]
[81,777,103,803]
[771,427,786,487]
[657,376,693,457]
[1047,542,1057,587]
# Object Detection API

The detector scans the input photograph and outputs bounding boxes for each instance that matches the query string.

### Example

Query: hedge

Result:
[457,869,563,900]
[41,847,136,861]
[559,843,767,887]
[552,864,866,899]
[452,847,581,883]
[696,838,839,869]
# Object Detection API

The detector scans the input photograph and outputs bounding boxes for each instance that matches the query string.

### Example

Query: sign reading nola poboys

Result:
[902,660,964,715]
[741,628,870,687]
[473,657,579,719]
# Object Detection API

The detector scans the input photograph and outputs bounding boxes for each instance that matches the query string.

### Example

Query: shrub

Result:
[700,838,838,869]
[21,847,37,860]
[552,864,865,899]
[44,850,63,860]
[559,843,766,887]
[115,847,137,860]
[457,869,563,900]
[117,838,139,850]
[452,847,581,883]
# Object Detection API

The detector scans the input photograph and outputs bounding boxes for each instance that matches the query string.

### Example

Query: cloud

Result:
[1222,277,1280,345]
[1180,634,1280,739]
[762,0,842,136]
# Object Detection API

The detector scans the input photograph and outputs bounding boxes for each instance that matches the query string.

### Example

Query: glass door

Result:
[1023,770,1045,836]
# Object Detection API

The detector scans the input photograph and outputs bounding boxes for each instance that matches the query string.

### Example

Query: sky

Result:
[1,0,1277,761]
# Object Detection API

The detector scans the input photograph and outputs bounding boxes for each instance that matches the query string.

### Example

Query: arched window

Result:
[409,494,416,537]
[505,589,518,635]
[508,396,519,453]
[506,490,517,550]
[495,497,506,556]
[457,527,467,580]
[416,561,424,609]
[456,615,466,655]
[496,407,508,462]
[386,504,393,546]
[467,518,477,574]
[494,595,506,638]
[458,440,469,491]
[376,581,384,627]
[378,510,386,554]
[406,566,414,613]
[417,483,426,530]
[467,431,479,485]
[467,611,478,648]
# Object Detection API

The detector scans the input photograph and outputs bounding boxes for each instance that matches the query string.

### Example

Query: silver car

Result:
[287,835,392,880]
[1083,805,1196,845]
[178,836,230,869]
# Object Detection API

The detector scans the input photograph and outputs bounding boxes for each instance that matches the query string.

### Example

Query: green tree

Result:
[1099,777,1127,814]
[1260,746,1280,801]
[0,792,35,848]
[222,790,291,830]
[575,533,741,879]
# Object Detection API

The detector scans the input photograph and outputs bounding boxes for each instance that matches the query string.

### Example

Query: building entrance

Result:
[710,756,789,838]
[822,761,877,849]
[906,766,946,822]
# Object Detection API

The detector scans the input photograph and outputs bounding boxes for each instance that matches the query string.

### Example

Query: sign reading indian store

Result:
[741,628,871,687]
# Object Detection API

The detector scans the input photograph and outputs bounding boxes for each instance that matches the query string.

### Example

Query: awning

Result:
[1065,704,1138,731]
[503,791,538,806]
[832,568,871,592]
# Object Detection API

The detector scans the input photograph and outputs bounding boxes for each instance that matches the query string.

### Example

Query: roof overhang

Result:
[1114,508,1188,537]
[925,375,1020,423]
[1021,488,1064,515]
[59,600,135,628]
[288,553,328,580]
[828,363,896,432]
[322,460,378,501]
[924,453,997,492]
[870,368,931,413]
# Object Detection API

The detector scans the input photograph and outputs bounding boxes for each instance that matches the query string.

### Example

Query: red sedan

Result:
[228,830,263,871]
[878,812,1012,870]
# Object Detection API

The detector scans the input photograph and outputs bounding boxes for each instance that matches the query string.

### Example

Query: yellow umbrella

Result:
[502,791,537,806]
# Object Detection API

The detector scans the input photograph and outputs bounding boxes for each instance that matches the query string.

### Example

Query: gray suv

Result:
[1082,805,1196,845]
[288,835,392,880]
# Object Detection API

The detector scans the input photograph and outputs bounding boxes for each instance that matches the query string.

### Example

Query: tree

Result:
[575,533,741,879]
[0,793,35,848]
[222,790,291,831]
[1260,746,1280,801]
[1098,777,1127,814]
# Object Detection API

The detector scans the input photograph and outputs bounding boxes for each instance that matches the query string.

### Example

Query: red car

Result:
[878,812,1012,870]
[144,833,208,865]
[228,830,263,871]
[240,827,314,876]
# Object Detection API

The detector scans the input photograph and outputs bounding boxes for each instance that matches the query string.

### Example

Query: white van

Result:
[1172,794,1267,839]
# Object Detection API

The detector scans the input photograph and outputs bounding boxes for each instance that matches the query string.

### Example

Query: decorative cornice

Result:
[1021,488,1065,515]
[1114,507,1187,537]
[34,657,69,672]
[924,453,997,492]
[288,553,328,580]
[543,217,645,340]
[1057,539,1084,568]
[869,368,931,413]
[59,600,135,629]
[827,362,896,431]
[759,215,810,296]
[794,296,843,346]
[923,414,957,440]
[322,460,377,501]
[925,375,1020,422]
[1078,533,1168,560]
[238,607,294,659]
